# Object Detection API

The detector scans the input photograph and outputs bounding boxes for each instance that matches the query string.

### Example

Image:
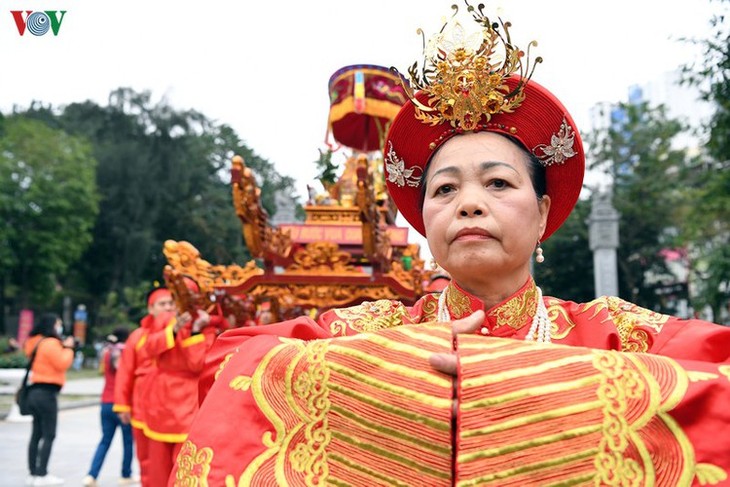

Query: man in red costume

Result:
[113,287,174,487]
[137,293,217,487]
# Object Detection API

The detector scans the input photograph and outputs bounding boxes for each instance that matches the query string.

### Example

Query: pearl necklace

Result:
[437,285,552,343]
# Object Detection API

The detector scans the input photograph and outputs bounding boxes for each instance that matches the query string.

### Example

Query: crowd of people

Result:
[13,282,285,486]
[13,2,730,486]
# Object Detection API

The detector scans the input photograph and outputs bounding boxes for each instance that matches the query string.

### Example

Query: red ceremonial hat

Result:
[147,287,171,307]
[383,5,584,241]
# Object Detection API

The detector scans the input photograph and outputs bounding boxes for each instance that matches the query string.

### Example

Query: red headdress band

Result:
[147,288,172,307]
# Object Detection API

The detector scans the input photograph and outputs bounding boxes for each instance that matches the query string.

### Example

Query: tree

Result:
[585,101,689,312]
[534,198,594,303]
[680,0,730,321]
[14,88,301,336]
[3,88,301,337]
[0,116,99,308]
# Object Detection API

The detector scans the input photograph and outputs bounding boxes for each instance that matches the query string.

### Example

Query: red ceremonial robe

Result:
[113,315,155,486]
[172,277,730,486]
[139,311,216,487]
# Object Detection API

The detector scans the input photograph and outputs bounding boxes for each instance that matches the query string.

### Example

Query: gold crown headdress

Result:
[394,2,542,131]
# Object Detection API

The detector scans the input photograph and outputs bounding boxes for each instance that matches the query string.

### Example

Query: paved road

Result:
[1,377,140,486]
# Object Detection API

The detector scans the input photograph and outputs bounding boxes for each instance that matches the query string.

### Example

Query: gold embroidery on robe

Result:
[229,375,252,391]
[214,352,235,382]
[456,336,722,486]
[608,297,669,352]
[687,371,720,382]
[696,463,729,485]
[175,440,214,487]
[420,294,439,322]
[237,325,453,486]
[445,283,472,318]
[719,365,730,381]
[329,300,410,335]
[545,297,577,340]
[579,297,670,352]
[488,284,536,330]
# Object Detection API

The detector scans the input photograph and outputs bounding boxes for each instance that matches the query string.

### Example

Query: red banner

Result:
[281,224,409,246]
[17,309,34,345]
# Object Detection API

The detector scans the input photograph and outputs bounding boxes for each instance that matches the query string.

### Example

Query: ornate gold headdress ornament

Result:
[393,1,542,131]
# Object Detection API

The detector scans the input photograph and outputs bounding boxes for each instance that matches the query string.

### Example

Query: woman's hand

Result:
[62,336,76,348]
[428,310,484,376]
[429,310,485,418]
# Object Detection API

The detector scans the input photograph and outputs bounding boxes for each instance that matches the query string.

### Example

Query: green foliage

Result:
[535,199,594,303]
[679,1,730,320]
[92,281,148,341]
[314,148,338,188]
[681,0,730,159]
[586,101,689,311]
[0,116,100,306]
[2,87,301,328]
[0,352,27,369]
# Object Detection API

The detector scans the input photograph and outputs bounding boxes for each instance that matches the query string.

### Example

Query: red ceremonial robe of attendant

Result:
[139,311,216,487]
[172,277,730,486]
[113,314,155,487]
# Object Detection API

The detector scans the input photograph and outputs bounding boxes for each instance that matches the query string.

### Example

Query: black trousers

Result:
[27,383,61,476]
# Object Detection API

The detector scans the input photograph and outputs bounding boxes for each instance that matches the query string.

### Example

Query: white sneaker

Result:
[118,476,140,485]
[33,474,65,486]
[25,475,36,486]
[82,475,98,486]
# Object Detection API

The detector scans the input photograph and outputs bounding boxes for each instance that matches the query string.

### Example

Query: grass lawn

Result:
[67,367,103,380]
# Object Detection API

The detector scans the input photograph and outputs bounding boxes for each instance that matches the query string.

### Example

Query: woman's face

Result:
[422,132,550,289]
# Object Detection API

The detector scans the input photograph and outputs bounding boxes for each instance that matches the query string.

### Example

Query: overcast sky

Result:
[1,0,719,261]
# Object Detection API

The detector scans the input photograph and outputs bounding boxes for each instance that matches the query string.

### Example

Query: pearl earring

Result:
[535,241,545,263]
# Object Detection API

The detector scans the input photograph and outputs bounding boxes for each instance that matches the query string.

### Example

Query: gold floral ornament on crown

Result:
[393,1,542,131]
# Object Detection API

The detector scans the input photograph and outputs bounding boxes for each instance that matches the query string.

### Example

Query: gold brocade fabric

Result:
[235,325,454,486]
[175,320,729,485]
[457,336,713,486]
[173,277,730,485]
[327,300,415,336]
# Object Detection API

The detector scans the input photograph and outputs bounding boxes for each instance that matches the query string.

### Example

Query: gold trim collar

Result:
[443,277,538,335]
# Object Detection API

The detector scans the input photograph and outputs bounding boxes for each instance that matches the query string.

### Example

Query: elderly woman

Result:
[171,5,730,486]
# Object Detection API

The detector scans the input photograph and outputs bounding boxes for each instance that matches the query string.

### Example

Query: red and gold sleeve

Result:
[174,322,730,486]
[138,313,179,361]
[177,326,216,374]
[651,315,730,362]
[173,324,454,487]
[457,335,730,486]
[198,316,338,403]
[197,299,430,404]
[317,298,423,336]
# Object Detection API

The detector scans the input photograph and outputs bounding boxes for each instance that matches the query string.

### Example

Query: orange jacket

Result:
[23,335,73,387]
